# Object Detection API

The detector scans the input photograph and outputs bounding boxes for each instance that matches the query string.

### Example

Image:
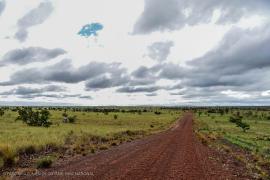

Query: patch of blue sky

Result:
[78,23,103,38]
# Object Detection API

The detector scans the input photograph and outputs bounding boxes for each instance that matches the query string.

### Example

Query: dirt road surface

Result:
[22,113,246,179]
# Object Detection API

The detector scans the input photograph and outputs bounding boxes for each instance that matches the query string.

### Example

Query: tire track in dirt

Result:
[22,113,245,180]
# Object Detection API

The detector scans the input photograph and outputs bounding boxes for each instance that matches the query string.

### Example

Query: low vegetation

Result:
[0,107,180,171]
[195,107,270,179]
[36,156,55,169]
[229,115,250,132]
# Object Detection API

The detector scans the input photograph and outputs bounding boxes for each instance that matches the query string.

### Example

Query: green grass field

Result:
[195,110,270,178]
[196,112,270,159]
[0,108,180,168]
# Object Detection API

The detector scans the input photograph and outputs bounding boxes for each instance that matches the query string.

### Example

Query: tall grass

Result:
[0,109,180,167]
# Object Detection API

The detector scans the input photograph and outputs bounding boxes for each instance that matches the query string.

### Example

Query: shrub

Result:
[62,111,68,123]
[154,111,161,115]
[235,121,250,132]
[16,108,52,127]
[3,156,16,167]
[111,141,118,146]
[0,147,17,167]
[91,148,95,153]
[263,148,270,155]
[36,156,54,168]
[229,116,250,132]
[229,116,240,123]
[63,112,77,123]
[99,145,109,150]
[68,115,77,123]
[113,114,118,120]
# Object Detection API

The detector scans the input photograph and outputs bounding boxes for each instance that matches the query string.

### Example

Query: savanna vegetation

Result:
[194,107,270,179]
[0,106,181,172]
[1,105,270,179]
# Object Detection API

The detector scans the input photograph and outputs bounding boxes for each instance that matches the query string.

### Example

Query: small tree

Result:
[16,108,52,127]
[39,110,51,127]
[113,114,118,120]
[0,109,5,117]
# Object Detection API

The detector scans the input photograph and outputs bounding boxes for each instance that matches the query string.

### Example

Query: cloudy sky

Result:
[0,0,270,106]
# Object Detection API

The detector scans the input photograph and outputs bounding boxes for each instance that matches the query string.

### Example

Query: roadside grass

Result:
[0,109,180,169]
[195,112,270,179]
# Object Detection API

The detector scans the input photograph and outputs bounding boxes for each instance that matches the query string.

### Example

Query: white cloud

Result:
[0,0,270,105]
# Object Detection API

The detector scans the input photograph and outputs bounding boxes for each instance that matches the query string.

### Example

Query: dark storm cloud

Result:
[0,47,66,66]
[79,95,92,99]
[47,60,126,84]
[158,63,185,79]
[131,64,161,79]
[129,64,163,87]
[117,86,161,93]
[0,85,66,96]
[0,0,5,16]
[185,25,270,89]
[0,59,127,91]
[145,24,270,93]
[128,23,270,102]
[0,85,93,100]
[2,22,270,104]
[85,74,129,90]
[145,93,157,97]
[147,41,174,61]
[85,65,162,90]
[166,83,183,90]
[133,0,270,34]
[18,93,92,100]
[15,1,54,42]
[132,66,151,78]
[188,27,270,75]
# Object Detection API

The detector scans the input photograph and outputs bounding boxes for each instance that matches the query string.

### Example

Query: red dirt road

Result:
[31,113,238,179]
